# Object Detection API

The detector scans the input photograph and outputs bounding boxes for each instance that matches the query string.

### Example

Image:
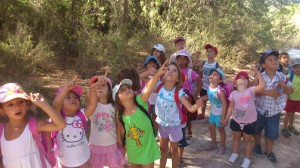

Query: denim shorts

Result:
[208,113,222,127]
[254,112,280,140]
[158,125,183,142]
[178,127,188,148]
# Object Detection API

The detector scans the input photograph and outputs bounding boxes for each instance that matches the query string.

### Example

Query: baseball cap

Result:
[234,71,250,81]
[176,49,192,63]
[90,76,112,88]
[0,83,28,103]
[174,36,185,44]
[210,68,225,81]
[259,49,279,65]
[144,56,160,68]
[153,44,165,53]
[205,44,218,54]
[112,79,133,101]
[56,85,83,98]
[292,58,300,67]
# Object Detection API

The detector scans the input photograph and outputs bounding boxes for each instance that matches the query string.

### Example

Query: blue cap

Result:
[259,49,279,65]
[209,68,225,81]
[144,56,160,68]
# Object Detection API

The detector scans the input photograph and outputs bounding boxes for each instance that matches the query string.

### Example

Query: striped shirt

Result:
[255,71,292,117]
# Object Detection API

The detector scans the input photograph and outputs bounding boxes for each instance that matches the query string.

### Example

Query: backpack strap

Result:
[135,101,154,129]
[202,61,206,66]
[76,111,87,130]
[289,71,294,82]
[155,83,164,93]
[29,118,48,168]
[215,62,219,69]
[174,87,184,123]
[0,124,4,158]
[141,80,146,90]
[187,68,192,81]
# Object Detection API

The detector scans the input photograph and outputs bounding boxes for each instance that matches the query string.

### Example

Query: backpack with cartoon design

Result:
[217,82,234,109]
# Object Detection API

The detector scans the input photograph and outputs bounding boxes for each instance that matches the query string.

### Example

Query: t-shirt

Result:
[155,83,185,126]
[208,86,223,116]
[170,52,193,68]
[287,73,300,100]
[202,61,219,90]
[181,67,199,94]
[89,102,117,146]
[122,95,161,164]
[229,87,256,124]
[56,110,90,167]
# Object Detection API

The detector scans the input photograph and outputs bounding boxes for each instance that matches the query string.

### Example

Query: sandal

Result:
[218,146,226,155]
[282,129,291,138]
[288,126,299,135]
[186,134,193,141]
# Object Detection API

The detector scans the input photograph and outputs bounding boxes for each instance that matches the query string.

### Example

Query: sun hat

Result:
[174,36,185,44]
[56,85,83,98]
[90,76,112,88]
[234,71,250,81]
[153,44,165,53]
[176,49,192,63]
[291,58,300,67]
[259,49,279,65]
[205,44,218,54]
[0,83,28,103]
[112,79,133,101]
[144,56,160,68]
[210,68,225,81]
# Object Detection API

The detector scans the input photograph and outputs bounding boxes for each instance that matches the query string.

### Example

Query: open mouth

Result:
[15,112,22,116]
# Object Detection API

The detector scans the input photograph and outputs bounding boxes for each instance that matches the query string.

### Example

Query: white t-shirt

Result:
[56,110,90,167]
[1,124,51,168]
[202,61,218,90]
[89,102,117,146]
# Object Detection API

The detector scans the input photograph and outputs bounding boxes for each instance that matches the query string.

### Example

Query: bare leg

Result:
[159,138,169,168]
[208,123,217,145]
[218,127,226,147]
[232,131,242,154]
[170,141,179,168]
[243,133,253,159]
[265,138,273,153]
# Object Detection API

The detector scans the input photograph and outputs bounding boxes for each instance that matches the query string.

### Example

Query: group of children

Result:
[0,36,299,168]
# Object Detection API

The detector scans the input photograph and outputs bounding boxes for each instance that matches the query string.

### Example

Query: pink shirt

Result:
[180,68,199,93]
[229,87,256,124]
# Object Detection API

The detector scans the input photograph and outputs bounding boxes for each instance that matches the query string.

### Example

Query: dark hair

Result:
[145,59,159,69]
[166,62,183,87]
[106,83,114,104]
[117,68,141,92]
[151,49,166,65]
[279,52,289,59]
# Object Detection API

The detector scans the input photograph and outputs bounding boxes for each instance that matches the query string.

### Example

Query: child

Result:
[198,44,221,120]
[117,68,141,94]
[169,37,193,68]
[252,49,293,165]
[203,68,227,154]
[224,70,266,168]
[279,52,292,75]
[114,63,166,168]
[155,62,203,168]
[89,76,126,168]
[151,44,166,65]
[282,59,300,137]
[52,77,98,168]
[0,83,66,167]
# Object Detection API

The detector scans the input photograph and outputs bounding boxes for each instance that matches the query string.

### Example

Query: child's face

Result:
[62,91,80,113]
[235,76,249,90]
[1,98,28,120]
[262,54,279,71]
[152,49,161,58]
[96,83,109,99]
[175,41,185,51]
[279,55,289,65]
[176,56,189,68]
[146,60,158,70]
[117,85,134,101]
[206,48,217,60]
[292,64,300,75]
[209,71,222,85]
[164,64,179,82]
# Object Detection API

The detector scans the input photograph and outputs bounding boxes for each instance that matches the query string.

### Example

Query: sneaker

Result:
[241,158,251,168]
[253,144,263,156]
[228,153,238,164]
[282,128,292,138]
[178,157,184,167]
[288,125,300,135]
[264,152,277,165]
[218,146,226,155]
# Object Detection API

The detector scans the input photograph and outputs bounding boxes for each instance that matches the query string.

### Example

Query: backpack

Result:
[184,68,198,121]
[289,71,295,82]
[202,61,219,69]
[217,82,234,109]
[0,118,56,168]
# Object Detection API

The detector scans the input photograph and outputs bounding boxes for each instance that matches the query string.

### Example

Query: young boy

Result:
[169,36,193,68]
[279,52,292,75]
[282,58,300,137]
[252,49,294,165]
[198,44,220,119]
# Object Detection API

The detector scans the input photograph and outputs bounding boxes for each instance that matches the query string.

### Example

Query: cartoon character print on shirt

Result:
[234,95,251,119]
[208,92,222,109]
[156,91,178,123]
[127,123,145,147]
[93,112,114,132]
[61,119,85,143]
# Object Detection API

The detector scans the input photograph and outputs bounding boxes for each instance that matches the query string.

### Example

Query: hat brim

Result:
[209,68,225,81]
[112,79,133,101]
[0,94,28,103]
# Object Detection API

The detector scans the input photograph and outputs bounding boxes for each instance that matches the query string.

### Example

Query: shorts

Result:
[178,127,188,148]
[200,89,207,97]
[230,119,255,135]
[285,100,300,113]
[208,113,222,127]
[158,125,183,142]
[254,112,280,140]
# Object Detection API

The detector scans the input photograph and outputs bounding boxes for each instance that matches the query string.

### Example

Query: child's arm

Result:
[141,61,167,102]
[200,95,208,101]
[278,80,294,95]
[219,90,227,125]
[27,93,66,132]
[139,67,157,80]
[223,101,234,125]
[252,68,266,94]
[180,96,203,113]
[83,82,98,118]
[193,76,201,99]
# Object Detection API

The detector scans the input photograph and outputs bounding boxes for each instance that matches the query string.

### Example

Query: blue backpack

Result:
[289,71,295,82]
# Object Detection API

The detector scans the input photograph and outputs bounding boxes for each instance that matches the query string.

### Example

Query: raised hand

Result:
[155,60,168,77]
[64,75,78,91]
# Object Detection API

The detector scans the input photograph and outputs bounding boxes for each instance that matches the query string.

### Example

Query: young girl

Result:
[151,44,166,65]
[223,69,266,168]
[88,75,125,168]
[0,83,66,167]
[279,52,292,75]
[203,68,227,154]
[155,62,203,168]
[115,62,167,168]
[52,77,98,168]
